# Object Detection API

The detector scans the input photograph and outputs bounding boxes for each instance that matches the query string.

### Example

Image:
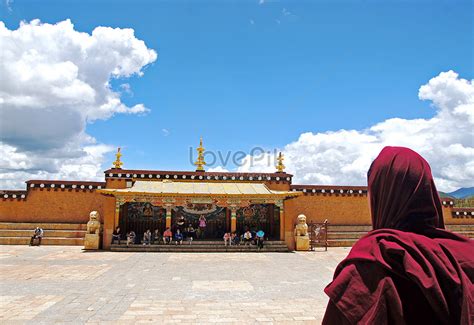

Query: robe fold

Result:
[323,147,473,324]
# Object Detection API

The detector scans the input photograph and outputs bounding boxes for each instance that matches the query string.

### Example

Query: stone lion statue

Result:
[294,214,308,237]
[86,211,101,235]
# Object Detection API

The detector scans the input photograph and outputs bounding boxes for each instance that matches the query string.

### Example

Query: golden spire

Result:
[276,152,285,173]
[113,147,123,169]
[194,137,206,172]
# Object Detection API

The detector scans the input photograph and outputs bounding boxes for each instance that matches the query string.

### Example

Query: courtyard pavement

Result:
[0,245,351,324]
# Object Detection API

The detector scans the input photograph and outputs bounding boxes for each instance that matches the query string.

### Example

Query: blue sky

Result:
[0,0,472,190]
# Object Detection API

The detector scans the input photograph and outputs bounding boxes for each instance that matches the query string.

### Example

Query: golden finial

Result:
[113,147,123,169]
[194,137,206,172]
[276,152,285,173]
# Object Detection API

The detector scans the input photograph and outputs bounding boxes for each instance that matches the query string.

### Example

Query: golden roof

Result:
[99,180,299,198]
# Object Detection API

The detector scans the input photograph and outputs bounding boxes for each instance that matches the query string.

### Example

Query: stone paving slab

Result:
[0,245,351,324]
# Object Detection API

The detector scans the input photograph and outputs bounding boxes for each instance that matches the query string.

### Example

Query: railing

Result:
[308,220,328,251]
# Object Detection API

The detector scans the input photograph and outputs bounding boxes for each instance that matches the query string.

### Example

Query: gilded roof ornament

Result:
[276,152,285,173]
[194,137,206,172]
[113,147,124,169]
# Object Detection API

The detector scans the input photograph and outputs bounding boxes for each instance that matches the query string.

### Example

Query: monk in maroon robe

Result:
[322,147,473,324]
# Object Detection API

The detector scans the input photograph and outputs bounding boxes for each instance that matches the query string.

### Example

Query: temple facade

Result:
[1,143,472,250]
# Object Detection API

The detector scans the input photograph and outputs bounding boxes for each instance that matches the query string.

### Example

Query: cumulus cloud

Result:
[0,19,157,189]
[208,166,230,173]
[237,71,473,192]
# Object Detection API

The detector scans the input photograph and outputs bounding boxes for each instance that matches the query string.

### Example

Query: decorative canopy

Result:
[98,180,299,198]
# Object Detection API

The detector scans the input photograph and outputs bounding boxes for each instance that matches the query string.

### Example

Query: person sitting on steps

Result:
[126,230,136,246]
[185,224,195,245]
[174,229,183,245]
[243,230,252,246]
[163,228,173,244]
[111,226,121,245]
[256,230,265,250]
[223,232,231,246]
[143,229,152,245]
[30,227,44,246]
[153,229,161,244]
[231,232,239,245]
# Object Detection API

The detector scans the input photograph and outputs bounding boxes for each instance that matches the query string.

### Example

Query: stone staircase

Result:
[0,222,86,246]
[326,225,371,247]
[326,224,474,247]
[0,222,470,249]
[110,240,289,252]
[446,224,474,239]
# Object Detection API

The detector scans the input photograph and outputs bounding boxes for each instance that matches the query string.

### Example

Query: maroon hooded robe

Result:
[322,146,473,324]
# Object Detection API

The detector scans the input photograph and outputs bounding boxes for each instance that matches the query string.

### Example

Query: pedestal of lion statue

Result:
[294,214,310,251]
[84,233,100,250]
[296,235,310,251]
[84,211,101,250]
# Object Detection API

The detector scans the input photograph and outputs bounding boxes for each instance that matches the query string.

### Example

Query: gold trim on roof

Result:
[97,180,300,199]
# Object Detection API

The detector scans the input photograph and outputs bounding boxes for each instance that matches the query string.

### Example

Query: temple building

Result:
[1,140,473,250]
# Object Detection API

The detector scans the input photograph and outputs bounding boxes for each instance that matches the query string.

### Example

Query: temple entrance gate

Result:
[119,202,166,238]
[236,204,280,239]
[171,204,228,239]
[99,179,301,248]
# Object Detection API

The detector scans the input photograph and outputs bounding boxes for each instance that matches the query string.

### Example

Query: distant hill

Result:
[439,187,474,199]
[438,191,454,199]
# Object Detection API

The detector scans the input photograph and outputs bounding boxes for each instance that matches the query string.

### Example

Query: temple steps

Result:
[0,237,84,245]
[0,222,471,249]
[446,224,474,232]
[0,222,86,246]
[0,229,86,238]
[0,222,86,230]
[325,225,370,247]
[110,241,289,252]
[327,232,366,240]
[327,225,372,232]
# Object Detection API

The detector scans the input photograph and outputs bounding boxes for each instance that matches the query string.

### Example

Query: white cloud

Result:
[0,19,157,189]
[237,71,474,192]
[208,166,230,173]
[162,128,170,137]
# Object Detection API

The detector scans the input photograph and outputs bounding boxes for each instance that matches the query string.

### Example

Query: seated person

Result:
[185,224,196,244]
[243,230,252,246]
[30,227,44,246]
[143,229,152,245]
[223,232,231,246]
[111,226,121,245]
[174,229,183,245]
[153,229,161,244]
[232,232,240,245]
[251,230,258,245]
[256,230,265,250]
[126,230,136,246]
[163,228,173,244]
